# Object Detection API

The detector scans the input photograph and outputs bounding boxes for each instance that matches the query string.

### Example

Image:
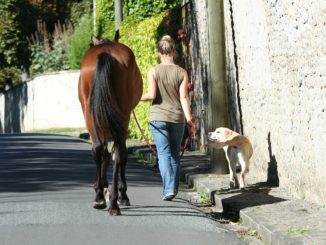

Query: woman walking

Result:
[141,35,195,201]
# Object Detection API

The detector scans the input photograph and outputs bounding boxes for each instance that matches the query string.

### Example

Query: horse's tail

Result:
[90,52,125,144]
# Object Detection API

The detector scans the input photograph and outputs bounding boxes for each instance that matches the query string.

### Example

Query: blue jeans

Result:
[150,121,185,196]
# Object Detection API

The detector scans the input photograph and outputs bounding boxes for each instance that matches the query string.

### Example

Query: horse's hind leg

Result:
[102,147,110,200]
[92,142,107,209]
[117,141,130,206]
[108,140,124,215]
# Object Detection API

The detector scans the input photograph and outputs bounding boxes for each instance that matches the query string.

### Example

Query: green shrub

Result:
[0,67,21,91]
[68,0,93,27]
[28,20,73,75]
[0,0,29,90]
[0,0,29,67]
[29,40,71,75]
[68,15,93,69]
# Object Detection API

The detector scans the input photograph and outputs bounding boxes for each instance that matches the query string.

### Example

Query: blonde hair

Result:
[157,35,175,55]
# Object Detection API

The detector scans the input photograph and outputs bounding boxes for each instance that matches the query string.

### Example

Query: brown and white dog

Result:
[208,127,253,190]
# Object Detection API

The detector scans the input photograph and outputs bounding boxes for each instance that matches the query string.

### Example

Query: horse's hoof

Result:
[108,207,121,216]
[118,199,130,206]
[93,201,107,209]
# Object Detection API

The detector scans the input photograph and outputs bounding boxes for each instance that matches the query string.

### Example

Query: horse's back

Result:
[80,42,143,113]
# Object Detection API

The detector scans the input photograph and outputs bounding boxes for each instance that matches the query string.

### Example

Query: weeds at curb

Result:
[235,227,265,243]
[287,228,307,235]
[199,192,210,204]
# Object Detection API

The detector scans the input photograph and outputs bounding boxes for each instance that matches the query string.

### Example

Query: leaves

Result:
[68,15,93,69]
[118,14,166,140]
[0,0,92,90]
[0,0,29,90]
[123,0,177,19]
[95,0,115,37]
[0,0,25,66]
[0,67,21,91]
[28,21,73,75]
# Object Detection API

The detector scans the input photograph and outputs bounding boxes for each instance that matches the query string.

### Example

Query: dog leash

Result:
[132,111,190,158]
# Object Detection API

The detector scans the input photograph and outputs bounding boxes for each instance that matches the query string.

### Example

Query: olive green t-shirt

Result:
[149,64,185,123]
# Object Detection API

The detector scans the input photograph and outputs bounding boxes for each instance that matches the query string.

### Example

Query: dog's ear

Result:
[221,129,239,144]
[224,129,233,139]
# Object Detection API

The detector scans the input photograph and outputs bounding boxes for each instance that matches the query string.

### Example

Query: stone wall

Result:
[224,0,326,204]
[0,71,85,133]
[183,0,209,150]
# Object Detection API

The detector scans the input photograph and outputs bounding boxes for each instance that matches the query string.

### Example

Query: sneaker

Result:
[162,193,175,201]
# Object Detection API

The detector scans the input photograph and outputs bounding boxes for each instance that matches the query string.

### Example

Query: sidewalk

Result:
[130,147,326,245]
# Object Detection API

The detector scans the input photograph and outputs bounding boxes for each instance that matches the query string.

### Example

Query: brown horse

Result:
[78,37,143,215]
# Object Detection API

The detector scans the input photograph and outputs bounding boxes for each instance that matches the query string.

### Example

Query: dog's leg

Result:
[226,147,239,189]
[239,171,246,190]
[231,162,239,189]
[238,152,249,190]
[229,163,239,188]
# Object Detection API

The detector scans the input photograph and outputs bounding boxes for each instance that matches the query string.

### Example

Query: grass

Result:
[300,193,306,200]
[247,228,259,237]
[237,217,244,225]
[215,190,221,195]
[235,227,264,243]
[27,127,86,135]
[287,228,307,235]
[199,192,210,204]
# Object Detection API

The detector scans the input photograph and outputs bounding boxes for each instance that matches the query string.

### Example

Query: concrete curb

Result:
[130,147,326,245]
[180,152,326,245]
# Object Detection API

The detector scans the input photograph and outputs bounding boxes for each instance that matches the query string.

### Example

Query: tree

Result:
[0,0,29,90]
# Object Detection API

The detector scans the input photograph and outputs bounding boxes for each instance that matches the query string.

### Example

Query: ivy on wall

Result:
[119,15,161,139]
[123,0,179,19]
[94,0,180,39]
[95,0,115,37]
[119,7,183,140]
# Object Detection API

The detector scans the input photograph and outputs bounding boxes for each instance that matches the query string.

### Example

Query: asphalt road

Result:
[0,134,244,245]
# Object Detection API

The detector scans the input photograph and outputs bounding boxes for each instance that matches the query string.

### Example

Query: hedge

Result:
[118,8,183,140]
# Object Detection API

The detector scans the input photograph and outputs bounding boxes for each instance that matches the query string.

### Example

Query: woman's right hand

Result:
[187,118,196,139]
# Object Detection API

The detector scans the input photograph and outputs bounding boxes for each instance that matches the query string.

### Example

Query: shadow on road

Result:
[213,182,286,221]
[0,134,161,193]
[119,204,208,217]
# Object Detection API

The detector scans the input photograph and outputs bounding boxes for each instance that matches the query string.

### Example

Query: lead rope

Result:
[132,111,157,157]
[132,111,190,159]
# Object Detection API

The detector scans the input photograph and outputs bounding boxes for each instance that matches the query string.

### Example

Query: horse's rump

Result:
[78,42,143,143]
[91,52,125,143]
